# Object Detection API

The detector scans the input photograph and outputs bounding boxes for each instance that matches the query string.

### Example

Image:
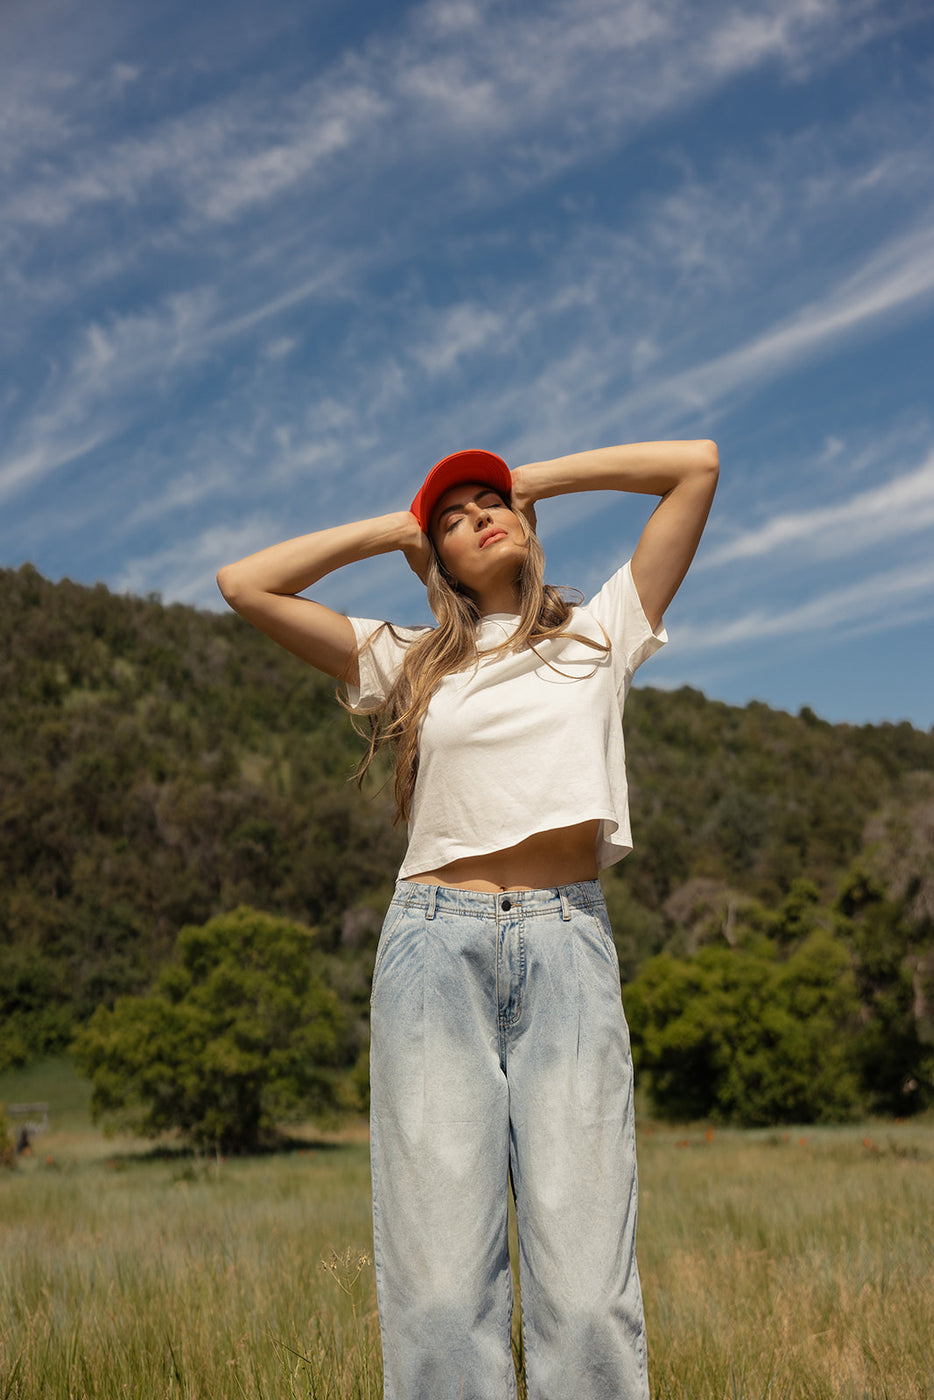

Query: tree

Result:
[625,933,862,1125]
[835,863,934,1113]
[72,907,346,1152]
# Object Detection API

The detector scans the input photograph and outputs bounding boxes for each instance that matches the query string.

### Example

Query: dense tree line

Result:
[2,563,932,1120]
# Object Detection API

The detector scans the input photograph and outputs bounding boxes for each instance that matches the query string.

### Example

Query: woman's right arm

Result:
[216,512,430,686]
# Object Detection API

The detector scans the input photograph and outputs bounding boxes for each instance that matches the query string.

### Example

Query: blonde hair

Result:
[348,514,608,824]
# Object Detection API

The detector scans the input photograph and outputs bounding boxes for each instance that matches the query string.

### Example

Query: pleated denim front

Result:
[369,879,649,1400]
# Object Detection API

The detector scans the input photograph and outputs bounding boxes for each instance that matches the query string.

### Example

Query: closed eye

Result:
[448,498,504,531]
[436,489,509,538]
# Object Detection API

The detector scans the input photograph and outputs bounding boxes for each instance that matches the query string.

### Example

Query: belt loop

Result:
[558,887,571,921]
[426,884,438,921]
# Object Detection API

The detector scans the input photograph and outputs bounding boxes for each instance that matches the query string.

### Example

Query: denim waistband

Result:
[389,878,605,921]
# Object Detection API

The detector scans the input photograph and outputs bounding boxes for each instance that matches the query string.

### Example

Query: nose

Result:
[471,504,493,529]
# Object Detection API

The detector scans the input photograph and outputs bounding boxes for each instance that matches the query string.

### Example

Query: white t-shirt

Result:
[345,561,666,879]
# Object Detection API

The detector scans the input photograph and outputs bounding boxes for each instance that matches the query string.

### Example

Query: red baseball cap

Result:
[410,449,512,533]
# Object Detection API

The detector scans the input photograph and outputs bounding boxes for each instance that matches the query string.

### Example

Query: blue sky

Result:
[3,0,933,728]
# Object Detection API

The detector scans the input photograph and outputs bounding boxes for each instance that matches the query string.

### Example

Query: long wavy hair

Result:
[348,512,608,825]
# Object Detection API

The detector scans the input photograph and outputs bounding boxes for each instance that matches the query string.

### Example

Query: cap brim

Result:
[411,449,512,533]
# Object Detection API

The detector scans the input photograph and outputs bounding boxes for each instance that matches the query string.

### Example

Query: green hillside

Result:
[2,562,932,1117]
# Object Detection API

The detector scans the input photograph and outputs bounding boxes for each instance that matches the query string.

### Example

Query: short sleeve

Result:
[585,561,668,696]
[344,617,432,713]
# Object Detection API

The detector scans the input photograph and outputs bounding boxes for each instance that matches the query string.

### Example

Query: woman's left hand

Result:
[509,466,537,532]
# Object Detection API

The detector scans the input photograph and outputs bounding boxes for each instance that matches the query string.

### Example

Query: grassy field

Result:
[1,1060,933,1399]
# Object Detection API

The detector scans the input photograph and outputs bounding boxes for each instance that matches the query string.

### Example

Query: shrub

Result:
[625,932,862,1125]
[73,907,346,1152]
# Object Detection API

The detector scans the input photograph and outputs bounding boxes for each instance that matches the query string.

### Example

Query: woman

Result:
[217,440,718,1400]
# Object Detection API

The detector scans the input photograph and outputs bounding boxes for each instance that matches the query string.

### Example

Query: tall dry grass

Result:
[638,1122,934,1398]
[1,1062,932,1398]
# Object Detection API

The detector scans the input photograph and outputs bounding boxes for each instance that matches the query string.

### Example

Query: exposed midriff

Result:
[403,819,600,892]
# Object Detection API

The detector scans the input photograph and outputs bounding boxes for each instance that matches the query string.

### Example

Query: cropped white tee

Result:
[345,561,666,880]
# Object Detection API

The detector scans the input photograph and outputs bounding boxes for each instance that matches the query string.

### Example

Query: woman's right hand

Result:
[397,511,432,584]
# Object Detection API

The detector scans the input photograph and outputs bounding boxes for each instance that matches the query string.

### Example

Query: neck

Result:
[473,580,522,616]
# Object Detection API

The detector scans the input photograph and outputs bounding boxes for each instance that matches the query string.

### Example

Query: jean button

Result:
[501,897,512,911]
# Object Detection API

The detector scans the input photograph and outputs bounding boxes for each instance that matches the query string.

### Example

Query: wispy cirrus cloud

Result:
[411,304,511,376]
[113,519,279,603]
[0,428,118,505]
[703,452,934,567]
[0,289,219,503]
[674,556,934,653]
[581,215,934,435]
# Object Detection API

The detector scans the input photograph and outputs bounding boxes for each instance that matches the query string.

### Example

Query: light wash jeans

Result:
[369,879,649,1400]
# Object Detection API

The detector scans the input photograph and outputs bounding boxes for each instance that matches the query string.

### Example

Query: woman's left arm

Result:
[510,440,719,630]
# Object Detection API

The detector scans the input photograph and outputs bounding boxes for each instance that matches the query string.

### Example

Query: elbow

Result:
[697,439,719,476]
[691,439,719,496]
[216,564,243,609]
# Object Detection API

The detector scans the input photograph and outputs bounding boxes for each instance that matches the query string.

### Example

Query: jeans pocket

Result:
[372,901,410,989]
[590,900,621,973]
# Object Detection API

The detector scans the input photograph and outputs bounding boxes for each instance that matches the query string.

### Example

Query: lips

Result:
[479,528,508,548]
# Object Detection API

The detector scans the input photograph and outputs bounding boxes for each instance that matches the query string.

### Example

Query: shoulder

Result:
[582,561,667,676]
[344,616,434,713]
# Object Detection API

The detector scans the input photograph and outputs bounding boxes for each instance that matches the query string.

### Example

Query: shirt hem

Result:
[398,812,632,880]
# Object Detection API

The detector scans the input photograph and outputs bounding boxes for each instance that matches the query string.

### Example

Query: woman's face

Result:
[430,481,528,594]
